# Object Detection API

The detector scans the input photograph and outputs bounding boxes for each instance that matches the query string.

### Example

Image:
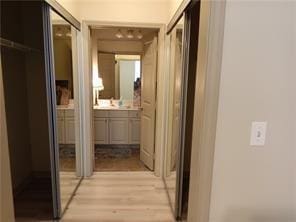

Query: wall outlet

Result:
[250,122,267,146]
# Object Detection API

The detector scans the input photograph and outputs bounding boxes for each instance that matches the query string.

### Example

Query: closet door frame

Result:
[42,2,82,219]
[166,0,201,219]
[42,2,61,218]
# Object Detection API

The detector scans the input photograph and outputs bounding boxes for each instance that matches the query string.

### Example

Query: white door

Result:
[140,37,158,170]
[109,118,129,144]
[94,118,108,144]
[171,34,183,170]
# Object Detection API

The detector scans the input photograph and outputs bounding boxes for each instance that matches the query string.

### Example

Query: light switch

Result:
[250,122,267,146]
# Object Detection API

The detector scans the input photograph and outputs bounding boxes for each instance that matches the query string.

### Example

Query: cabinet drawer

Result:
[108,110,129,118]
[128,110,140,119]
[65,109,74,118]
[57,110,64,118]
[94,110,108,118]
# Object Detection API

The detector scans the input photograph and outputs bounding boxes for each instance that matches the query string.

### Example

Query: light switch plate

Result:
[250,122,267,146]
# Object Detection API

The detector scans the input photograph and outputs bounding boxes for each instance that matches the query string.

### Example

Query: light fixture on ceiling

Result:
[55,28,63,37]
[115,29,124,39]
[136,30,143,39]
[66,28,71,37]
[126,30,134,39]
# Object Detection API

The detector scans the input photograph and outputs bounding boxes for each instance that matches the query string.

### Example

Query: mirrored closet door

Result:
[164,0,200,220]
[49,9,82,214]
[164,14,185,215]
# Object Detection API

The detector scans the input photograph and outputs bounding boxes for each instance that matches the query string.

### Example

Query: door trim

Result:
[81,21,166,177]
[44,0,81,31]
[187,1,226,222]
[42,3,61,218]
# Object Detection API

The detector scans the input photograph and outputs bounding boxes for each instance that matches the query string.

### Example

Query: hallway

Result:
[62,172,175,222]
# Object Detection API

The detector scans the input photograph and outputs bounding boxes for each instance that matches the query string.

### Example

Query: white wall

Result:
[57,0,171,24]
[209,1,296,222]
[98,40,143,54]
[293,2,296,215]
[168,0,183,20]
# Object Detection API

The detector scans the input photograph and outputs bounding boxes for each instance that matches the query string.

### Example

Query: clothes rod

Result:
[0,37,40,53]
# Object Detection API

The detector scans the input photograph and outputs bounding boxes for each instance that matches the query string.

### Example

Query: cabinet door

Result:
[94,118,108,144]
[65,118,75,144]
[109,118,128,144]
[57,117,65,144]
[129,118,141,144]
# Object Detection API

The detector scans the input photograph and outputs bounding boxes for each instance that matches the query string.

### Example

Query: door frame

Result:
[187,1,226,222]
[80,21,167,177]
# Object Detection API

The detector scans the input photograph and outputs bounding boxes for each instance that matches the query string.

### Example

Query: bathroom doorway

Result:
[90,27,159,172]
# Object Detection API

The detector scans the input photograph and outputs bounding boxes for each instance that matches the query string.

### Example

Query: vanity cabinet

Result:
[94,118,109,144]
[57,109,75,144]
[94,110,140,145]
[109,118,129,144]
[129,119,141,144]
[57,117,65,144]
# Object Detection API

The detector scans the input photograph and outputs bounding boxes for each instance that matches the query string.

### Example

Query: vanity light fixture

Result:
[136,30,143,39]
[66,28,72,38]
[55,28,63,37]
[115,29,124,39]
[126,30,134,39]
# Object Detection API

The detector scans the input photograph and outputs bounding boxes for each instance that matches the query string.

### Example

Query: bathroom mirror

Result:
[97,53,141,103]
[164,15,185,213]
[50,10,82,213]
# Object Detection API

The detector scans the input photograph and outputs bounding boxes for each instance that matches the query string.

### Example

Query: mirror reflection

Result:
[51,10,81,212]
[165,16,184,212]
[97,54,141,104]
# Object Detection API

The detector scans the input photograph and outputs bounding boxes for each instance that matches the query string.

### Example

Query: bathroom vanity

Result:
[93,107,141,145]
[57,105,75,144]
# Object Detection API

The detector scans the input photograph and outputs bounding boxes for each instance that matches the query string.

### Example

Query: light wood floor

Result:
[164,171,177,209]
[60,172,81,211]
[62,172,175,222]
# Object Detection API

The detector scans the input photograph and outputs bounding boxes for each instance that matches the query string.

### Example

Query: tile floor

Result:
[95,151,149,172]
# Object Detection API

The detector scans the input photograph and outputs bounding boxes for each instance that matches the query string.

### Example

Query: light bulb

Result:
[126,30,134,39]
[136,30,143,39]
[115,29,124,39]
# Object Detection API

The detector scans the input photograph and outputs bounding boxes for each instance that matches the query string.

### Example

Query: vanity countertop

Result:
[57,105,140,111]
[93,106,140,111]
[57,104,74,110]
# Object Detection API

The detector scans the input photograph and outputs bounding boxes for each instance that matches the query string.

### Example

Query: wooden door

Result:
[140,37,158,170]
